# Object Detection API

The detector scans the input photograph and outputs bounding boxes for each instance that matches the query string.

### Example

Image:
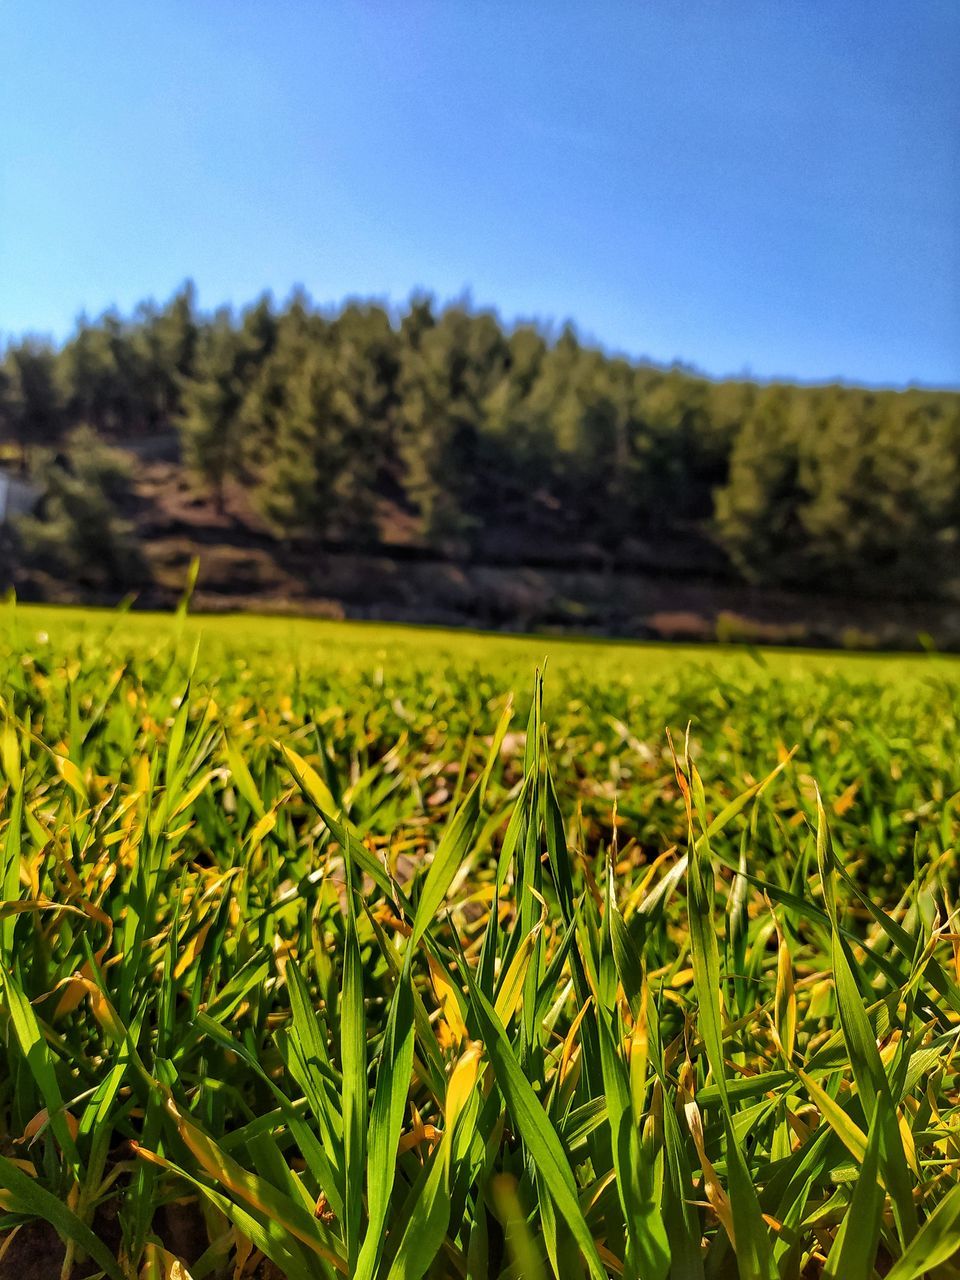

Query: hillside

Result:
[3,288,959,646]
[7,441,958,650]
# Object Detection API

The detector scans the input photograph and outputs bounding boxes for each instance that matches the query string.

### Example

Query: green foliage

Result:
[1,339,61,466]
[714,384,960,588]
[0,606,958,1275]
[397,302,510,542]
[256,304,398,541]
[177,297,275,511]
[2,288,959,592]
[15,427,145,590]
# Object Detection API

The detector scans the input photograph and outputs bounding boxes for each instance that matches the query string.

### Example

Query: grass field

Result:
[1,602,960,1278]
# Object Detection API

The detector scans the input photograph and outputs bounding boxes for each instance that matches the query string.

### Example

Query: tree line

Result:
[2,283,959,593]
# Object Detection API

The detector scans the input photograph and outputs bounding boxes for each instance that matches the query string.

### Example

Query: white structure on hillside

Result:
[0,469,39,523]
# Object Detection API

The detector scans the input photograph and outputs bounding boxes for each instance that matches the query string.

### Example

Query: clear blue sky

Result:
[3,1,958,386]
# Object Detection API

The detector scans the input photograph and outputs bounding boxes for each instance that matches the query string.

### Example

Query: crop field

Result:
[1,603,960,1279]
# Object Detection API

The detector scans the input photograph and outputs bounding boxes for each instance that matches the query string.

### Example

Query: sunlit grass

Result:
[1,603,959,1277]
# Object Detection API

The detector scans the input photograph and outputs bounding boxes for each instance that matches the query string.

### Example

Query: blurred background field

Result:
[14,601,960,681]
[6,601,960,894]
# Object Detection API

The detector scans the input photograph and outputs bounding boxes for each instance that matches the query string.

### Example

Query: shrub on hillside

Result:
[16,426,146,590]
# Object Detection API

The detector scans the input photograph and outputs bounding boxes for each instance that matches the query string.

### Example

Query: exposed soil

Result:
[0,1219,69,1280]
[0,1206,283,1280]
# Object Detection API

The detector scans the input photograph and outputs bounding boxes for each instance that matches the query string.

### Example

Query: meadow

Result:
[1,602,960,1278]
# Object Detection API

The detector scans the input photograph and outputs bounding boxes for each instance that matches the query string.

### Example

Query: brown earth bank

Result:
[6,453,960,651]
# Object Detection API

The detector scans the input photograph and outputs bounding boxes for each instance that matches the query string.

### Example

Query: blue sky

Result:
[2,1,958,386]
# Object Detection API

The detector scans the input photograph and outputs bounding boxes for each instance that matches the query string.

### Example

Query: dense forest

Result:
[2,283,959,597]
